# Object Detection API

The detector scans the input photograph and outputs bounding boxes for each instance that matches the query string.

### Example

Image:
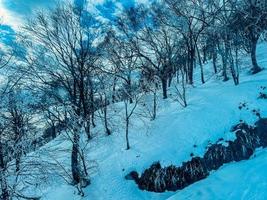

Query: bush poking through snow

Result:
[258,86,267,99]
[127,118,267,192]
[258,92,267,99]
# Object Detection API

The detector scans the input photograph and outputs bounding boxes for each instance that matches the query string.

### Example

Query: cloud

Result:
[0,0,60,29]
[0,0,22,29]
[0,0,145,32]
[2,0,55,14]
[0,0,110,29]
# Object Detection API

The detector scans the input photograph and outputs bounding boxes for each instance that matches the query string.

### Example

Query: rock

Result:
[125,171,139,182]
[255,118,267,147]
[178,157,209,187]
[130,120,267,193]
[204,144,234,171]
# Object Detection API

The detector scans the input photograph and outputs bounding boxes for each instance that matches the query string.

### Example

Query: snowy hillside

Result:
[168,148,267,200]
[2,1,267,199]
[34,43,267,200]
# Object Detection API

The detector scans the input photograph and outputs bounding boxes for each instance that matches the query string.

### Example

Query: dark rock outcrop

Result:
[136,158,209,192]
[127,118,267,192]
[125,171,139,182]
[255,118,267,147]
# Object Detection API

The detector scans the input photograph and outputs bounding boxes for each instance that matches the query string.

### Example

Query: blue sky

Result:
[0,0,58,46]
[0,0,148,46]
[0,0,147,27]
[0,0,83,28]
[2,0,56,15]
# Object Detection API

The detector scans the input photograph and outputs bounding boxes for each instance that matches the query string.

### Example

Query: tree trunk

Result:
[168,76,173,87]
[89,84,96,128]
[229,48,239,85]
[176,69,180,83]
[80,152,88,177]
[217,41,229,81]
[104,97,111,136]
[84,120,91,140]
[161,78,168,99]
[71,128,81,184]
[251,37,261,74]
[127,79,133,104]
[212,49,218,74]
[203,46,207,64]
[187,48,195,85]
[196,44,205,84]
[126,117,130,150]
[181,70,187,108]
[0,171,9,200]
[222,55,229,82]
[51,124,56,139]
[15,157,20,172]
[125,101,130,150]
[14,130,22,172]
[91,112,96,128]
[235,47,239,85]
[152,91,157,120]
[0,141,9,200]
[112,77,117,103]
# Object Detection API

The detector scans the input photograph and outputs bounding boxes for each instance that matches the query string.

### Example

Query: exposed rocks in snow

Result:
[127,118,267,192]
[258,86,267,99]
[258,92,267,99]
[125,171,139,182]
[255,118,267,147]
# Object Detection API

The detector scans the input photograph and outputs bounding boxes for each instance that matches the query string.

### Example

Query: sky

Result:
[0,0,148,28]
[0,0,95,29]
[0,0,149,46]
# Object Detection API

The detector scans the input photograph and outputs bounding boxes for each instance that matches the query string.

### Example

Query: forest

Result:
[0,0,267,199]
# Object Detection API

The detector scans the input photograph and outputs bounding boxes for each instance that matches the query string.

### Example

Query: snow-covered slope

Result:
[39,43,267,200]
[167,148,267,200]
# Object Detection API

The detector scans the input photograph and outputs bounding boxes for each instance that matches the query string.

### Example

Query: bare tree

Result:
[23,2,101,186]
[122,91,142,150]
[230,0,267,74]
[0,87,45,200]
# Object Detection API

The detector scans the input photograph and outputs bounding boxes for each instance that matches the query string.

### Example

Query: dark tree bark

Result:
[71,129,81,185]
[203,46,207,64]
[127,79,133,104]
[103,95,111,136]
[222,55,229,82]
[251,37,261,74]
[196,44,205,84]
[229,48,239,85]
[152,91,157,120]
[90,89,96,128]
[0,141,9,200]
[212,48,218,74]
[84,120,91,140]
[187,48,195,85]
[126,117,130,150]
[168,77,172,88]
[112,77,117,103]
[51,125,56,139]
[161,78,168,99]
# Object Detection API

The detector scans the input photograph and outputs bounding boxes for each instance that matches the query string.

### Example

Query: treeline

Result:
[0,0,267,199]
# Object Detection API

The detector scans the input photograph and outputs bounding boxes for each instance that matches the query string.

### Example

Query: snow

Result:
[27,42,267,199]
[167,148,267,200]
